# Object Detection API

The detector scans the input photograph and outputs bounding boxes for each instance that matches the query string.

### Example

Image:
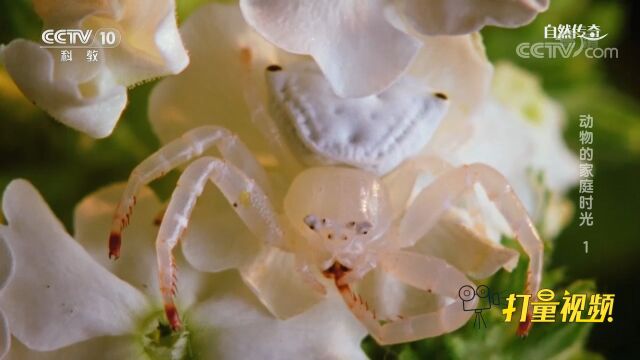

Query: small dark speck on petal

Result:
[435,92,448,100]
[266,64,282,72]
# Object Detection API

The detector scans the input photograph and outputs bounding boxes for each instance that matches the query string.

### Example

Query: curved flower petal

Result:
[239,246,324,319]
[0,180,148,351]
[3,0,188,138]
[411,34,493,155]
[450,63,579,233]
[83,0,189,86]
[34,0,189,87]
[409,211,519,279]
[6,335,142,360]
[0,41,127,138]
[491,63,579,194]
[452,101,537,211]
[0,310,8,360]
[0,230,11,360]
[398,0,549,35]
[188,272,367,360]
[0,231,13,293]
[180,184,262,273]
[32,0,112,25]
[74,183,163,299]
[74,183,208,310]
[149,3,278,158]
[240,0,421,97]
[357,266,445,321]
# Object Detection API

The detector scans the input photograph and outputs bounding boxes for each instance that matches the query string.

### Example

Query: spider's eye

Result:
[304,215,319,230]
[355,221,373,235]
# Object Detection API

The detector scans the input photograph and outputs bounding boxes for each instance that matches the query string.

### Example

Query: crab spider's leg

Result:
[383,155,453,221]
[295,258,327,295]
[239,52,301,177]
[398,163,543,335]
[109,125,269,259]
[333,251,475,345]
[155,156,282,330]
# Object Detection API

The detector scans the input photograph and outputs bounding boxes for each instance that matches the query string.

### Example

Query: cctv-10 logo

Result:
[41,28,121,48]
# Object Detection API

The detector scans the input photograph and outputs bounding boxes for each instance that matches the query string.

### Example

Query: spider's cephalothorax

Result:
[109,59,542,344]
[285,167,392,272]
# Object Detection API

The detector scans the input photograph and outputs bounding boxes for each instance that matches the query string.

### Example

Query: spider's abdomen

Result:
[266,60,449,176]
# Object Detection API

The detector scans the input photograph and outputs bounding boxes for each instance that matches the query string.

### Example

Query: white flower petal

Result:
[452,101,537,211]
[93,0,189,86]
[0,310,9,360]
[357,267,445,321]
[0,40,127,138]
[34,0,189,87]
[74,183,163,299]
[0,232,11,360]
[0,231,13,293]
[240,0,421,97]
[399,0,549,35]
[6,335,142,360]
[149,3,277,157]
[450,63,579,228]
[74,183,209,310]
[0,180,148,351]
[409,211,519,279]
[239,246,324,319]
[410,34,493,155]
[490,63,579,194]
[33,0,114,27]
[3,0,188,138]
[181,184,262,273]
[189,272,367,360]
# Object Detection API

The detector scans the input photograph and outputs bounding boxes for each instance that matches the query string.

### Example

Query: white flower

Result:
[149,3,493,170]
[146,2,524,335]
[447,62,579,240]
[0,225,12,360]
[239,0,547,97]
[147,0,541,304]
[397,0,550,35]
[0,0,189,138]
[0,180,367,359]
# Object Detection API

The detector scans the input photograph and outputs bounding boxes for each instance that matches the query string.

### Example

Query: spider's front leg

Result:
[332,251,475,345]
[155,156,282,330]
[398,163,544,336]
[109,125,269,259]
[383,154,453,220]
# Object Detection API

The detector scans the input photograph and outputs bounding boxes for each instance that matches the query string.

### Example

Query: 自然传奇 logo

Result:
[516,23,618,59]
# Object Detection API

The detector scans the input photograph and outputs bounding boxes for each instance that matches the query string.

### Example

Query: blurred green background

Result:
[0,0,638,359]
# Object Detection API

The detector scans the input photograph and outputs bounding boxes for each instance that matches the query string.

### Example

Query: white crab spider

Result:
[109,61,542,345]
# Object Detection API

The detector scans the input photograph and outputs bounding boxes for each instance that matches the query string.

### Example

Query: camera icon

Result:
[459,285,501,329]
